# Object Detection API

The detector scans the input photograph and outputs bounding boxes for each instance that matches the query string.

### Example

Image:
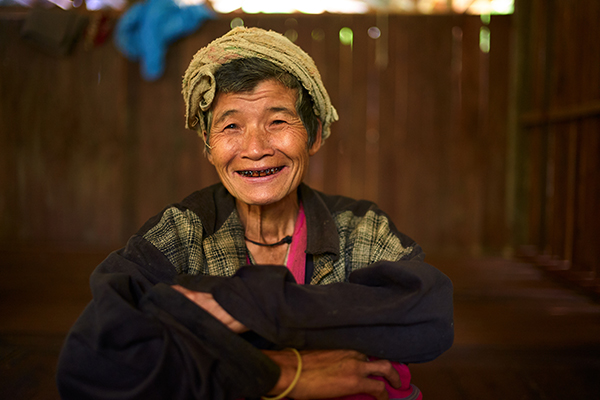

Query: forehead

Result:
[212,80,298,114]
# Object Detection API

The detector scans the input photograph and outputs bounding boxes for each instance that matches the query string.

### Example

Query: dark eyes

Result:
[222,120,287,131]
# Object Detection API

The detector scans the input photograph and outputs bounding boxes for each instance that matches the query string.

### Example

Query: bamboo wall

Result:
[0,12,513,256]
[515,0,600,295]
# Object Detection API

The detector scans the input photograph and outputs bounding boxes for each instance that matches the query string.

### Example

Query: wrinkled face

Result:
[207,80,321,207]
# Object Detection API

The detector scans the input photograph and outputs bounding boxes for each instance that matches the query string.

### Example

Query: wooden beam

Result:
[521,100,600,127]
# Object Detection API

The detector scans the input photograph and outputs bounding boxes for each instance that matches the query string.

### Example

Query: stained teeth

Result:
[240,167,281,177]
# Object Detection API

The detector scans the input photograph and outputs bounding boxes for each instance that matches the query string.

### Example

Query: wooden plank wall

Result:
[0,12,513,256]
[516,0,600,295]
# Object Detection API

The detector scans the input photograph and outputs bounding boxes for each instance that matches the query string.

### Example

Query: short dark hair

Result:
[206,57,320,150]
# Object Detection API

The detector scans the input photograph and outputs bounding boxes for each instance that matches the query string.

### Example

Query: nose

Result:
[239,124,274,160]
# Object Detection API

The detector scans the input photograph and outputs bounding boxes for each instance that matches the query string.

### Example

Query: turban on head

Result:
[181,27,338,141]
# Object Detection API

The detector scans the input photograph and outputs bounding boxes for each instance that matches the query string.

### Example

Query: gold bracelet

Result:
[262,348,303,400]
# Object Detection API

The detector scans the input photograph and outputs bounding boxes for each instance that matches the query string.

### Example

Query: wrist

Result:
[263,349,303,400]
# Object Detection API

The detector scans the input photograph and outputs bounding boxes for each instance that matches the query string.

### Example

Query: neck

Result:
[237,192,299,245]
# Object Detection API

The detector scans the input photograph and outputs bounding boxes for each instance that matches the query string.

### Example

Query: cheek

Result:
[281,130,310,153]
[210,137,239,166]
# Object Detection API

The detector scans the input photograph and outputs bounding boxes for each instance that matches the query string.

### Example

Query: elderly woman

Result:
[57,27,453,400]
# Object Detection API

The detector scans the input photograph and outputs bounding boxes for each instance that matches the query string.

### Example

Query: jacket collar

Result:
[185,183,237,237]
[298,183,339,260]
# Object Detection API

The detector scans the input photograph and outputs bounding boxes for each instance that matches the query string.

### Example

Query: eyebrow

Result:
[268,106,297,117]
[212,109,238,127]
[213,106,298,127]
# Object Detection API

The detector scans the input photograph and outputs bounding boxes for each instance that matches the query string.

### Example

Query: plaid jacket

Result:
[141,183,423,284]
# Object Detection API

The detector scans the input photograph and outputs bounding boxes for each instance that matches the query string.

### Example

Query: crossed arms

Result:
[56,235,453,400]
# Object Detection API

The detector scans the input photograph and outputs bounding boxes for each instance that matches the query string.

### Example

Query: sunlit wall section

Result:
[452,0,513,14]
[212,0,369,14]
[210,0,514,14]
[0,0,514,14]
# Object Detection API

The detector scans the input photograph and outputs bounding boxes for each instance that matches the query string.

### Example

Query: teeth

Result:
[239,167,282,177]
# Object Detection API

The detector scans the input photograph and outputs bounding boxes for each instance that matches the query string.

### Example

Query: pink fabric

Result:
[286,203,307,284]
[328,361,422,400]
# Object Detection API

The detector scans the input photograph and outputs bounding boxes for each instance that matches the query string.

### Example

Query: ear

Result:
[204,131,214,164]
[308,120,323,156]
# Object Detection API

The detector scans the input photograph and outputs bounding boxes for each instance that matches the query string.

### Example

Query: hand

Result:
[171,285,248,333]
[263,349,401,400]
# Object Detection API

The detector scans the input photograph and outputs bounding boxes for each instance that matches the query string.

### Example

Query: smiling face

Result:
[207,79,322,207]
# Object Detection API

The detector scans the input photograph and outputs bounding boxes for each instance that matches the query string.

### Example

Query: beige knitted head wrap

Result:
[182,26,338,141]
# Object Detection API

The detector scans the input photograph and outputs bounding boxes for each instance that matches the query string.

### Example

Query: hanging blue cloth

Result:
[115,0,214,81]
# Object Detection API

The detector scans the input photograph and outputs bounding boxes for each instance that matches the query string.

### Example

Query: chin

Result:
[239,196,283,207]
[236,188,296,207]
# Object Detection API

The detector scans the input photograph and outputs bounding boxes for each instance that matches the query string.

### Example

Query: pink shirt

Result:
[245,203,307,284]
[285,203,307,284]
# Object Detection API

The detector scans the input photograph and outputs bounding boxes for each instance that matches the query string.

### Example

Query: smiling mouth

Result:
[237,166,284,178]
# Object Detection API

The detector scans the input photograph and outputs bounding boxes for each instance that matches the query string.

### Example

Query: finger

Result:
[171,285,212,306]
[171,284,188,295]
[171,284,202,300]
[360,377,389,400]
[172,286,248,333]
[364,359,402,389]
